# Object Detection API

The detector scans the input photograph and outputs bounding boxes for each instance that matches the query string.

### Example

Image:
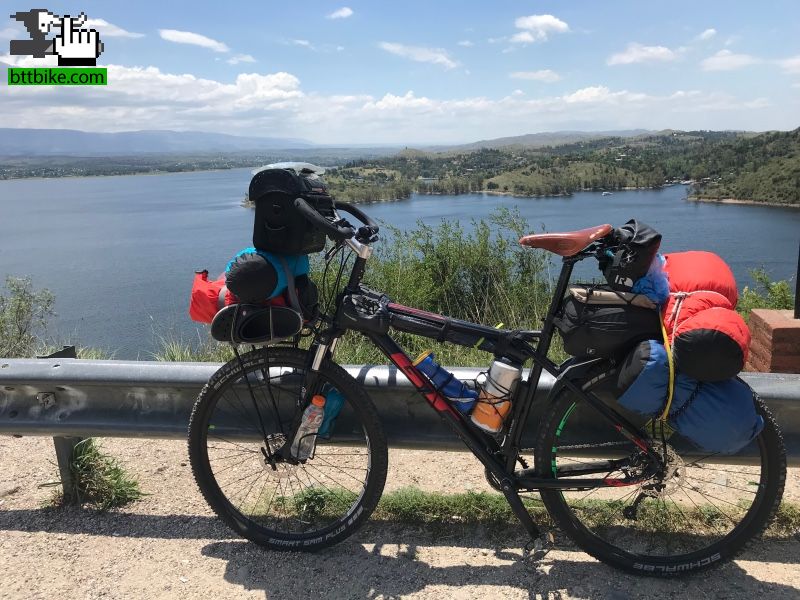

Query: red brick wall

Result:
[745,309,800,373]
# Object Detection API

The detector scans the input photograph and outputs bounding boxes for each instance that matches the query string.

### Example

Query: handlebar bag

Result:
[249,167,336,254]
[554,285,661,357]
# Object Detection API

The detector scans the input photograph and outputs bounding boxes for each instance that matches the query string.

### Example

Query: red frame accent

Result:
[388,303,446,323]
[389,352,457,414]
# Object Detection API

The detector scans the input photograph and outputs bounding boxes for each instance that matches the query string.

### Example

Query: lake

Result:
[1,168,798,358]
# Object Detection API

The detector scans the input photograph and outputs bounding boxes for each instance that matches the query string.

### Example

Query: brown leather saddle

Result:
[519,224,613,256]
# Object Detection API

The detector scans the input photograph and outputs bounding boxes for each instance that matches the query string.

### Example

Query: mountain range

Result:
[0,129,314,156]
[0,128,669,156]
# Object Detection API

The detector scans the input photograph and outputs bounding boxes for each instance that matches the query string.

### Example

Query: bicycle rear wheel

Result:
[188,347,388,551]
[534,372,786,575]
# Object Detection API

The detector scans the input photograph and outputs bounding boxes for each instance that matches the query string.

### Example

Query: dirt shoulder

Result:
[1,437,799,600]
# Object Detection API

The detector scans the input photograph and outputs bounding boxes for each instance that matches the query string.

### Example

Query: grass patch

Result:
[152,331,234,363]
[257,486,800,539]
[375,487,551,527]
[54,439,143,510]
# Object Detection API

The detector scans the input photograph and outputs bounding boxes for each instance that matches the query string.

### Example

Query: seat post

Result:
[504,257,576,472]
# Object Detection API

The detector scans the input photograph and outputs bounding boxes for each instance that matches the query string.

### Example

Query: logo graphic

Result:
[9,9,104,66]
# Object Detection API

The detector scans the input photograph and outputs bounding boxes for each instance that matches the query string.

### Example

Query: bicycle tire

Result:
[534,371,786,576]
[188,347,388,551]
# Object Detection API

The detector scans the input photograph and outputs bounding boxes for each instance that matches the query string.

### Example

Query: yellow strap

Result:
[659,316,675,422]
[473,322,504,349]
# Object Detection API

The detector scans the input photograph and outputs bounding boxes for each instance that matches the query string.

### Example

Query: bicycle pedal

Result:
[523,531,555,562]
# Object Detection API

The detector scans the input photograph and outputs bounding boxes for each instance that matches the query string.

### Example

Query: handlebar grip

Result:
[293,197,355,242]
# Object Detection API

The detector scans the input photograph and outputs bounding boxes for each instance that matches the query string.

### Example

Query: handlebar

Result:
[293,197,380,243]
[334,201,379,232]
[294,197,356,242]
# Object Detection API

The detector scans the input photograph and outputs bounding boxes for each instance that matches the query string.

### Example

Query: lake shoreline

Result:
[0,166,255,182]
[688,196,800,209]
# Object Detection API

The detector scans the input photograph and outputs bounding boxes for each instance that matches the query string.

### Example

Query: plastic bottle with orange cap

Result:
[291,393,326,460]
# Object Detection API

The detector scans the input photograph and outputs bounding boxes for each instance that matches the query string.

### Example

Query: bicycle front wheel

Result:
[534,372,786,575]
[188,347,388,551]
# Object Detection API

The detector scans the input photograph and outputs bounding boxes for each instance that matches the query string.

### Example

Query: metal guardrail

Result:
[1,357,799,495]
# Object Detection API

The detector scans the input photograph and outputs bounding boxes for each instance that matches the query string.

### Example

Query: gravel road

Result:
[1,437,798,599]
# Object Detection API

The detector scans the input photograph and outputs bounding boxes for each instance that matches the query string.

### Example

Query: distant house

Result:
[416,176,439,185]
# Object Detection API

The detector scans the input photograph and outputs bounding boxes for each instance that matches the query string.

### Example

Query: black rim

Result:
[542,394,774,565]
[198,356,373,539]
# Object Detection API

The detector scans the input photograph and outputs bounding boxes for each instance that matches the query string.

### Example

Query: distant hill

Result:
[0,129,314,156]
[428,130,651,152]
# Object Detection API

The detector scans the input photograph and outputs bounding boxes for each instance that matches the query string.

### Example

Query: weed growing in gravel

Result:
[57,439,143,510]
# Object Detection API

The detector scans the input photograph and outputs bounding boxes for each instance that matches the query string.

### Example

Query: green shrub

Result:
[60,439,143,510]
[315,207,560,365]
[738,268,796,319]
[0,276,55,358]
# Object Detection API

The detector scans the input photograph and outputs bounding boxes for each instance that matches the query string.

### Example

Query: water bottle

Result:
[470,358,522,434]
[318,386,344,438]
[413,350,478,413]
[291,394,326,460]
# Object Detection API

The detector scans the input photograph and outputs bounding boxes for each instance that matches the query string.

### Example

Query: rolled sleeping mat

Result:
[210,303,303,344]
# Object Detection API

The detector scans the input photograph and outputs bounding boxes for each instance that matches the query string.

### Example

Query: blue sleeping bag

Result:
[617,340,764,454]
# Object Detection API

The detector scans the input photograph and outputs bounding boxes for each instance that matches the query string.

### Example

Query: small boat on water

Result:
[602,191,613,196]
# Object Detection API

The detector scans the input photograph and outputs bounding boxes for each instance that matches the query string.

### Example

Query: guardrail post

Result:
[52,436,83,502]
[38,346,85,501]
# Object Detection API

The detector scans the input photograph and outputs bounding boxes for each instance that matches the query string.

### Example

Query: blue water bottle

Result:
[318,386,345,438]
[413,350,477,413]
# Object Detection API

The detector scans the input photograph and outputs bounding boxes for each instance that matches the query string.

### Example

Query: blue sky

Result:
[1,1,799,144]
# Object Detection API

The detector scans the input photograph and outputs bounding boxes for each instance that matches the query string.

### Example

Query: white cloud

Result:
[512,14,569,43]
[608,43,677,65]
[379,42,458,69]
[0,55,782,144]
[510,69,561,83]
[159,29,229,53]
[0,52,58,67]
[457,40,474,47]
[696,28,717,41]
[292,39,313,48]
[0,27,22,41]
[510,32,535,44]
[778,55,800,74]
[227,54,256,65]
[85,18,144,39]
[701,50,759,71]
[327,7,353,20]
[793,83,800,89]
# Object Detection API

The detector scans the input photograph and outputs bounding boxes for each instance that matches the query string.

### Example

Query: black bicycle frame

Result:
[308,247,662,498]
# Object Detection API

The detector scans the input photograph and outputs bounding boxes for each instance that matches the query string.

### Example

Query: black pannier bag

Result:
[600,219,662,292]
[554,286,662,357]
[250,166,336,254]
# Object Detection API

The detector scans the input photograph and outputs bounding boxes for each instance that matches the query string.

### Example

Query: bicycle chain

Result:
[519,440,633,454]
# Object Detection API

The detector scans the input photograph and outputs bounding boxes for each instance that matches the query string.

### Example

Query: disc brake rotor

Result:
[640,445,685,498]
